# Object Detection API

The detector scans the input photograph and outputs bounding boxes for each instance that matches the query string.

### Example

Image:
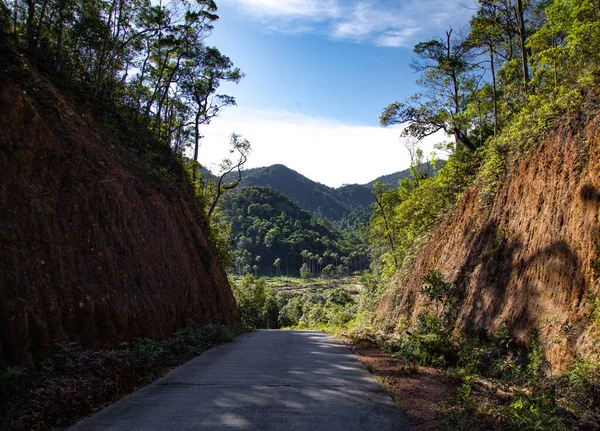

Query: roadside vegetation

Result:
[231,274,360,331]
[233,270,600,430]
[0,324,245,431]
[347,271,600,430]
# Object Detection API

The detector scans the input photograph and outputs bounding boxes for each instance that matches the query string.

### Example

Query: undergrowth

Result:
[344,270,600,430]
[0,323,247,431]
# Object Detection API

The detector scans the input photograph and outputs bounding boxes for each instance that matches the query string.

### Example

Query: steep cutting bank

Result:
[0,47,238,368]
[377,117,600,371]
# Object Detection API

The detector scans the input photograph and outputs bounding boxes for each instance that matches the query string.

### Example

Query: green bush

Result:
[233,275,280,328]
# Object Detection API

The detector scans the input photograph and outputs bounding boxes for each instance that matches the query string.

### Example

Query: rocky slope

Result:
[377,117,600,371]
[0,52,239,368]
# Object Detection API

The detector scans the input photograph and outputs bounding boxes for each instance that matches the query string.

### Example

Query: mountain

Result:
[238,164,366,220]
[231,162,445,221]
[220,186,366,276]
[366,160,446,187]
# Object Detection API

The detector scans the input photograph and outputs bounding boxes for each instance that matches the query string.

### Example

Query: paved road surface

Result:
[72,330,412,430]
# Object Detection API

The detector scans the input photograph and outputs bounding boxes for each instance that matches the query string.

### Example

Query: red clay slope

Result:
[377,117,600,371]
[0,61,239,368]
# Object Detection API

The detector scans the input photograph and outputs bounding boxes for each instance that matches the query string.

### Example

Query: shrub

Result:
[233,275,280,328]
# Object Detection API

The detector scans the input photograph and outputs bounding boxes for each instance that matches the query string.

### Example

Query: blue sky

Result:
[200,0,477,187]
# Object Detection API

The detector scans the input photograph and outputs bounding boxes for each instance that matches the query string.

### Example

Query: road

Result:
[71,330,412,431]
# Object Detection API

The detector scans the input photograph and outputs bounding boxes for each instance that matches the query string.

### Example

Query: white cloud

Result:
[224,0,477,47]
[233,0,340,21]
[197,107,447,188]
[376,28,420,48]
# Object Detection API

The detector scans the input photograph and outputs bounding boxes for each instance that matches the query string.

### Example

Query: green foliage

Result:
[0,322,240,429]
[566,356,600,420]
[2,0,247,259]
[369,147,480,277]
[299,263,312,279]
[46,342,81,370]
[321,264,336,280]
[232,274,359,330]
[495,389,569,431]
[358,273,384,312]
[232,275,280,328]
[134,338,164,362]
[208,216,233,271]
[525,330,551,383]
[6,0,241,155]
[591,295,600,327]
[458,374,476,410]
[236,164,373,221]
[373,0,599,280]
[421,270,457,315]
[221,186,365,276]
[0,366,27,390]
[282,287,356,329]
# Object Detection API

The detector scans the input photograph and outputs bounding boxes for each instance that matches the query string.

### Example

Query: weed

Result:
[566,356,600,418]
[494,389,569,431]
[0,323,244,430]
[458,374,476,410]
[134,338,163,362]
[420,270,457,316]
[42,342,81,371]
[590,295,600,327]
[0,366,27,391]
[525,329,551,382]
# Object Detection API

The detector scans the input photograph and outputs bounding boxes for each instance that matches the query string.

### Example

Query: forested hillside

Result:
[234,163,442,221]
[220,187,369,276]
[237,164,368,220]
[365,159,445,188]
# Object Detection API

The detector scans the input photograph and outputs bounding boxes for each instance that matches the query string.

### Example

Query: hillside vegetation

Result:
[236,163,443,221]
[220,186,369,276]
[367,0,600,369]
[237,164,372,220]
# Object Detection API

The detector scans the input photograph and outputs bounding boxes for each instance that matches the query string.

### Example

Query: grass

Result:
[233,275,361,292]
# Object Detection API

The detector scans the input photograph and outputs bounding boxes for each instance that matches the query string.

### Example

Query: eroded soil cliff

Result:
[377,118,600,371]
[0,56,238,367]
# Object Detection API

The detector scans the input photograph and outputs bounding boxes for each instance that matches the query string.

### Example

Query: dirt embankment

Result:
[377,118,600,371]
[0,59,239,368]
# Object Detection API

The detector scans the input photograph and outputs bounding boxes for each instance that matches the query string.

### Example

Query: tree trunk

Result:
[516,0,529,93]
[192,111,201,181]
[454,127,477,153]
[489,46,498,135]
[25,0,36,52]
[13,1,19,40]
[55,4,64,72]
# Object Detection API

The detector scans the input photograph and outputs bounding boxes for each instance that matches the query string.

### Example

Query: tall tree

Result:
[516,0,530,91]
[381,29,480,153]
[182,46,243,179]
